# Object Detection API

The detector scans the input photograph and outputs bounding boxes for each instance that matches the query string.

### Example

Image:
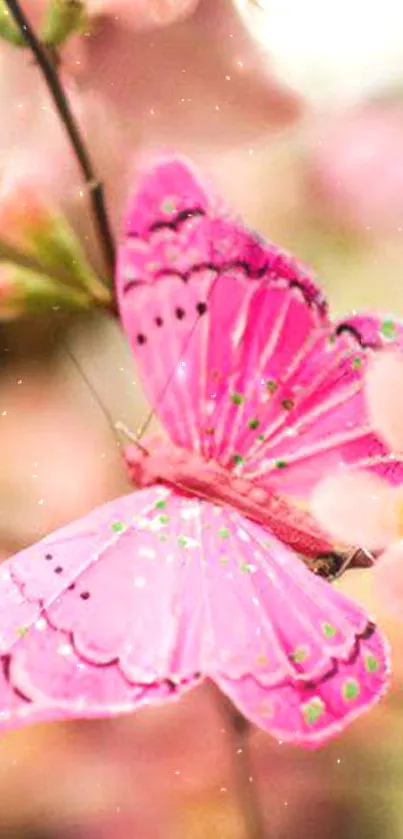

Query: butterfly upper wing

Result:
[246,316,403,497]
[0,488,206,729]
[337,312,403,350]
[117,158,403,502]
[0,487,388,744]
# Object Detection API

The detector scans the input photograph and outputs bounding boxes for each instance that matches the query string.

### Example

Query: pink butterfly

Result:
[0,159,401,747]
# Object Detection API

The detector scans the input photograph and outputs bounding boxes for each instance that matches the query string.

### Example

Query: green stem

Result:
[3,0,116,283]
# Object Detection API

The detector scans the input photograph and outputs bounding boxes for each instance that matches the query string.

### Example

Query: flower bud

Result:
[0,1,25,46]
[40,0,86,49]
[0,181,110,305]
[0,261,93,320]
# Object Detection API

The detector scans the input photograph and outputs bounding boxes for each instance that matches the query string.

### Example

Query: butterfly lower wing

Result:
[199,507,388,746]
[0,487,206,730]
[0,492,387,744]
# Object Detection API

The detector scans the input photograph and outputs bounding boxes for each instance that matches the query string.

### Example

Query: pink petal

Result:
[311,472,399,549]
[374,542,403,617]
[307,103,403,236]
[86,0,199,27]
[366,351,403,451]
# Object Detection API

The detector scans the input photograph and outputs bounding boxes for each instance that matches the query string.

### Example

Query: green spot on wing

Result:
[240,561,255,573]
[16,625,29,638]
[111,521,126,533]
[266,379,278,393]
[161,198,176,213]
[232,454,244,466]
[248,418,260,430]
[274,459,288,470]
[365,654,379,673]
[231,392,244,405]
[178,535,188,547]
[381,319,396,340]
[219,527,230,539]
[159,514,170,524]
[352,356,363,370]
[342,678,360,701]
[281,398,294,410]
[291,646,309,664]
[322,622,337,638]
[155,500,167,510]
[303,697,325,726]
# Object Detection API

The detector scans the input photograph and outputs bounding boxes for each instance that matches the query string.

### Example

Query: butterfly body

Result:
[125,437,335,558]
[0,158,401,746]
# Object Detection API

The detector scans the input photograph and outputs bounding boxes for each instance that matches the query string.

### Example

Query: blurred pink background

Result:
[2,1,403,837]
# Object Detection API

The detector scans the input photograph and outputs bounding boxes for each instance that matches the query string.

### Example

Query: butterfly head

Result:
[123,435,186,487]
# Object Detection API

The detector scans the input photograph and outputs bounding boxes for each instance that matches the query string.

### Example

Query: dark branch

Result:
[215,688,267,839]
[3,0,116,281]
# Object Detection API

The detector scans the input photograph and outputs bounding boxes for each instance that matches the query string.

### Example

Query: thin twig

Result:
[3,0,116,280]
[216,688,267,839]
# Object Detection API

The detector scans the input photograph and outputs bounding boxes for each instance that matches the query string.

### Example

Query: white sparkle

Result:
[180,505,201,520]
[205,400,216,416]
[138,547,156,559]
[135,576,146,588]
[35,619,47,631]
[176,361,187,379]
[58,644,73,656]
[181,537,200,550]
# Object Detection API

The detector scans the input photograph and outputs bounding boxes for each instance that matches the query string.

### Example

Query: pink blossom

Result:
[366,351,403,451]
[21,0,200,30]
[307,101,403,235]
[86,0,199,27]
[312,350,403,616]
[311,471,399,550]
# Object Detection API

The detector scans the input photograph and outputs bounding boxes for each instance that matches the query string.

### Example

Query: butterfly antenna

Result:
[60,336,147,453]
[136,290,211,441]
[115,421,149,454]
